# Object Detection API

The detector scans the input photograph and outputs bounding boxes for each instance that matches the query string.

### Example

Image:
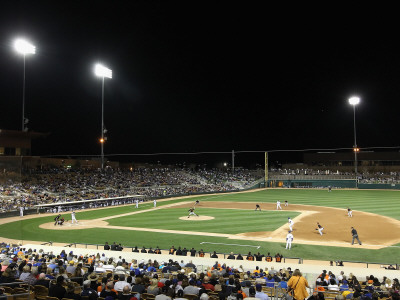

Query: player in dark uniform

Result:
[255,204,261,211]
[188,207,198,218]
[316,222,324,235]
[54,214,61,226]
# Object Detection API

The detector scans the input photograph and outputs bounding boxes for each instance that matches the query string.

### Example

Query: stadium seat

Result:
[141,293,155,300]
[33,285,49,298]
[183,294,198,300]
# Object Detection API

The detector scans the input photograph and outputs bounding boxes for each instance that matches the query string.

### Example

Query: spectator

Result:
[49,276,67,300]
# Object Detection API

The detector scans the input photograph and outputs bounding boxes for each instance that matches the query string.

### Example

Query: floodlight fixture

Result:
[94,63,112,78]
[14,38,36,131]
[348,96,360,106]
[94,63,112,170]
[14,39,36,55]
[348,96,361,187]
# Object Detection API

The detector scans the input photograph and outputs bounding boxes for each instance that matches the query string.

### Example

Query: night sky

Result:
[0,3,399,166]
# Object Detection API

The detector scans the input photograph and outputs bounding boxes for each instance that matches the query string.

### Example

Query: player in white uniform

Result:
[71,211,78,224]
[347,208,353,217]
[288,217,294,231]
[276,200,282,210]
[135,199,139,208]
[286,231,294,250]
[316,222,324,235]
[154,200,157,208]
[20,206,24,217]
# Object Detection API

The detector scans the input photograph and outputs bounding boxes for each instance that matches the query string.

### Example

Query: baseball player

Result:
[288,217,294,231]
[351,227,362,245]
[276,200,282,210]
[255,204,261,211]
[20,206,24,217]
[54,214,61,226]
[135,199,139,208]
[284,200,288,207]
[71,211,78,224]
[347,208,353,217]
[194,200,200,206]
[154,199,157,208]
[187,207,198,218]
[286,231,294,250]
[316,222,324,235]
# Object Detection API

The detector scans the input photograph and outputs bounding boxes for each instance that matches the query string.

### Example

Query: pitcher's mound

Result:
[39,220,109,230]
[179,216,214,221]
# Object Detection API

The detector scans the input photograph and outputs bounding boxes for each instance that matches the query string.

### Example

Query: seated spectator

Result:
[35,272,50,288]
[64,282,82,300]
[255,284,269,300]
[100,281,117,299]
[328,279,339,291]
[131,277,146,294]
[202,276,215,291]
[19,265,31,281]
[49,276,67,300]
[183,279,199,295]
[81,279,98,300]
[147,278,160,296]
[119,285,136,300]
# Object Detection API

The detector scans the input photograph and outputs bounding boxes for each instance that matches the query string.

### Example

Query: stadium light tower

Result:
[94,63,112,170]
[348,96,360,187]
[14,38,36,132]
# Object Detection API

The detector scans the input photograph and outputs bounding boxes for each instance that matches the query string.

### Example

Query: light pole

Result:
[94,63,112,170]
[14,39,36,132]
[348,96,360,187]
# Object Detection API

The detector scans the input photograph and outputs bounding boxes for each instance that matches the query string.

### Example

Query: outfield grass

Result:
[0,189,399,264]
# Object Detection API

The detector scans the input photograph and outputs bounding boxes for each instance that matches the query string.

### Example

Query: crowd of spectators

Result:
[0,245,398,300]
[0,168,258,212]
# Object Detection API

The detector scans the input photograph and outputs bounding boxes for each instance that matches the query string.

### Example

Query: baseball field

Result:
[0,189,399,264]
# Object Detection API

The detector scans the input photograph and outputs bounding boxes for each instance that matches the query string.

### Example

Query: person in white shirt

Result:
[286,231,294,250]
[71,211,78,224]
[255,284,269,300]
[328,278,339,291]
[154,199,157,208]
[276,200,282,210]
[288,217,294,231]
[114,274,131,292]
[135,199,139,208]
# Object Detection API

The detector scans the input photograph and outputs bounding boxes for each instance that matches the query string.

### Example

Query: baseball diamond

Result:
[0,188,399,264]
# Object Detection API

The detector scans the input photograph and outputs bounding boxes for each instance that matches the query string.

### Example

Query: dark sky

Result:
[0,2,399,166]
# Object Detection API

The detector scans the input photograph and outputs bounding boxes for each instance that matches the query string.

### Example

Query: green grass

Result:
[1,189,399,264]
[107,208,300,233]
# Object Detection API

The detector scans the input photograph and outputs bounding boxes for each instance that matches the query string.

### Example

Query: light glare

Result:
[14,39,36,55]
[348,96,360,105]
[94,64,112,78]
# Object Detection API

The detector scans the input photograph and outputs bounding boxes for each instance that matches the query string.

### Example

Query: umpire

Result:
[351,227,362,245]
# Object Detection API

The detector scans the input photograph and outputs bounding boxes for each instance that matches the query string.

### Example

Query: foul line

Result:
[200,242,260,249]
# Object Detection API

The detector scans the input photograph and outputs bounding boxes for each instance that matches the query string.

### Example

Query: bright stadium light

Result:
[94,64,112,78]
[349,96,360,106]
[348,96,360,187]
[94,63,112,170]
[14,39,36,55]
[14,38,36,131]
